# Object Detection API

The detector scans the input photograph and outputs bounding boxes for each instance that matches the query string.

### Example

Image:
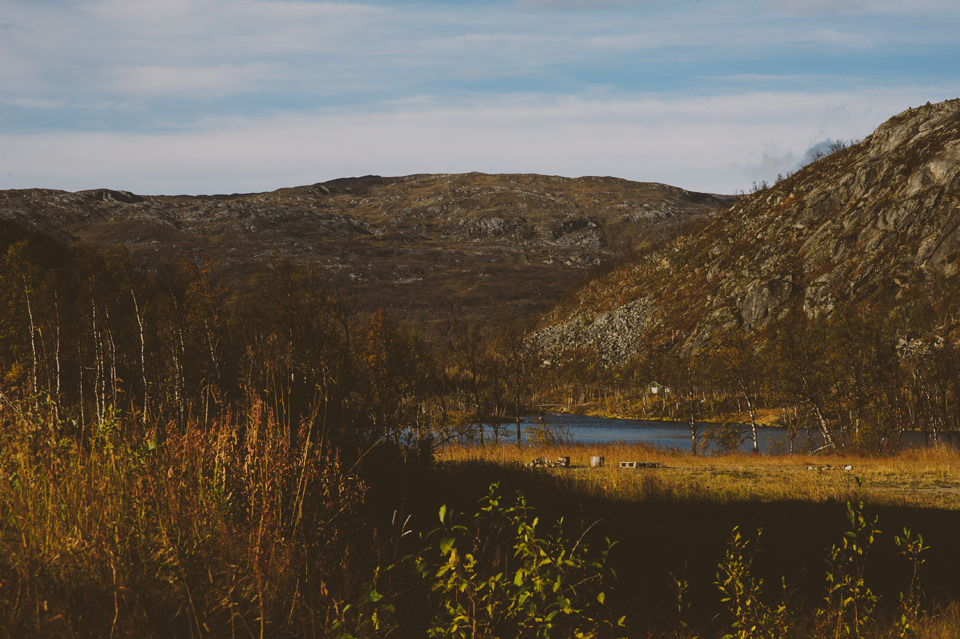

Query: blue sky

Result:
[1,0,957,195]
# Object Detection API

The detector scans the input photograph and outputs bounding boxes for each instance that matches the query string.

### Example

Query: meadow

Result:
[437,442,960,510]
[4,402,960,637]
[430,441,960,638]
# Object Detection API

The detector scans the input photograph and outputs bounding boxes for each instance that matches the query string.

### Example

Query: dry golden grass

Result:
[437,442,960,509]
[0,401,371,638]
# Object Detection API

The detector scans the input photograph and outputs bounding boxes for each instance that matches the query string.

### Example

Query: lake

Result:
[478,414,955,454]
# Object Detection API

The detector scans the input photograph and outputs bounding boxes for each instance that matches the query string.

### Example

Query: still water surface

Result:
[479,414,952,454]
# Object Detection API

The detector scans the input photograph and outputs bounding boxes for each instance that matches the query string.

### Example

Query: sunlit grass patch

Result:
[0,402,370,637]
[437,442,960,509]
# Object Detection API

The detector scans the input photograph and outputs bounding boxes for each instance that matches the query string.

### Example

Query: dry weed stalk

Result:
[0,398,369,637]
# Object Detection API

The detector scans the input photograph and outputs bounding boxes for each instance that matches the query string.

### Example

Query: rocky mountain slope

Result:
[0,173,734,331]
[533,98,960,363]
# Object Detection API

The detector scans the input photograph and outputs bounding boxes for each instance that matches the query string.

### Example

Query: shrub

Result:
[715,527,788,639]
[338,483,625,638]
[817,501,880,639]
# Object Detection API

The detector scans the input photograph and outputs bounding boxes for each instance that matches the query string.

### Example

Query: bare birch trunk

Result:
[738,378,759,454]
[23,280,39,406]
[914,370,941,446]
[54,294,62,413]
[131,289,148,424]
[176,326,186,428]
[515,368,522,446]
[799,372,835,450]
[811,403,835,450]
[103,307,118,409]
[78,343,85,439]
[92,302,104,424]
[688,395,698,455]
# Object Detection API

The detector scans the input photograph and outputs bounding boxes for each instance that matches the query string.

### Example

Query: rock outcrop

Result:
[533,98,960,363]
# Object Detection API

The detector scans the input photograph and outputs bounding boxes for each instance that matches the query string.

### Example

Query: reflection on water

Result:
[477,414,957,454]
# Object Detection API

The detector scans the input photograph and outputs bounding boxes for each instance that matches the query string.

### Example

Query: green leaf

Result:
[439,504,447,524]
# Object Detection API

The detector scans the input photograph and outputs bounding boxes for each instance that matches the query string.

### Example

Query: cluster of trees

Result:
[543,302,960,453]
[0,231,442,452]
[762,304,960,450]
[5,220,960,455]
[0,226,568,454]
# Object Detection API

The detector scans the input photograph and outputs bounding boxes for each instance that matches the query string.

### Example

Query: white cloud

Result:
[435,33,559,47]
[2,88,951,196]
[777,0,960,17]
[101,63,277,99]
[586,33,670,49]
[516,0,650,8]
[86,0,383,37]
[3,0,955,116]
[813,28,873,48]
[742,143,798,186]
[775,0,864,16]
[0,0,403,116]
[0,96,65,110]
[2,0,388,81]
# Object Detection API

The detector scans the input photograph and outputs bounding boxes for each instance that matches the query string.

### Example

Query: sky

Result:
[1,0,958,196]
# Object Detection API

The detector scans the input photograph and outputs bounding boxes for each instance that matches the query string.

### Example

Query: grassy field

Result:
[430,442,960,637]
[437,442,960,509]
[4,402,960,637]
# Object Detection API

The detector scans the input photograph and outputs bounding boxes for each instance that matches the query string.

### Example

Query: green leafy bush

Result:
[893,527,929,638]
[818,501,879,639]
[338,484,625,638]
[715,527,788,639]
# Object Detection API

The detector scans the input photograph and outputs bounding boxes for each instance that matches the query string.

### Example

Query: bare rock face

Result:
[740,278,793,329]
[0,173,734,333]
[535,98,960,362]
[529,298,658,365]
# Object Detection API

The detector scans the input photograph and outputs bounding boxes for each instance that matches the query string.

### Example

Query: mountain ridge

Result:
[532,98,960,364]
[0,172,736,332]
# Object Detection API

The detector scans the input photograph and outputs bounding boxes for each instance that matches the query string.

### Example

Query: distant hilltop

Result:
[0,173,735,332]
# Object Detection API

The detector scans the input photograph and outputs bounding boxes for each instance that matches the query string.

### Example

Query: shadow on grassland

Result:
[386,459,960,629]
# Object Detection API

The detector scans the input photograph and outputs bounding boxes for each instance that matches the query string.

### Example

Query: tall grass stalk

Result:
[0,398,368,638]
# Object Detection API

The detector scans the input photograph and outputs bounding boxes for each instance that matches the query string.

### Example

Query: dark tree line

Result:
[1,225,560,456]
[7,221,959,455]
[539,301,960,453]
[0,233,442,453]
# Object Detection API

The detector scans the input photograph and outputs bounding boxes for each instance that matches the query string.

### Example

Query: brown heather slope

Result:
[532,98,960,363]
[0,173,734,333]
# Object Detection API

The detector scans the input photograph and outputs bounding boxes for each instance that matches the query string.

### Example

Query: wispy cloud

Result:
[1,0,957,194]
[776,0,960,17]
[515,0,650,8]
[812,28,874,48]
[100,63,278,99]
[435,33,560,47]
[775,0,864,16]
[0,96,65,110]
[2,88,951,195]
